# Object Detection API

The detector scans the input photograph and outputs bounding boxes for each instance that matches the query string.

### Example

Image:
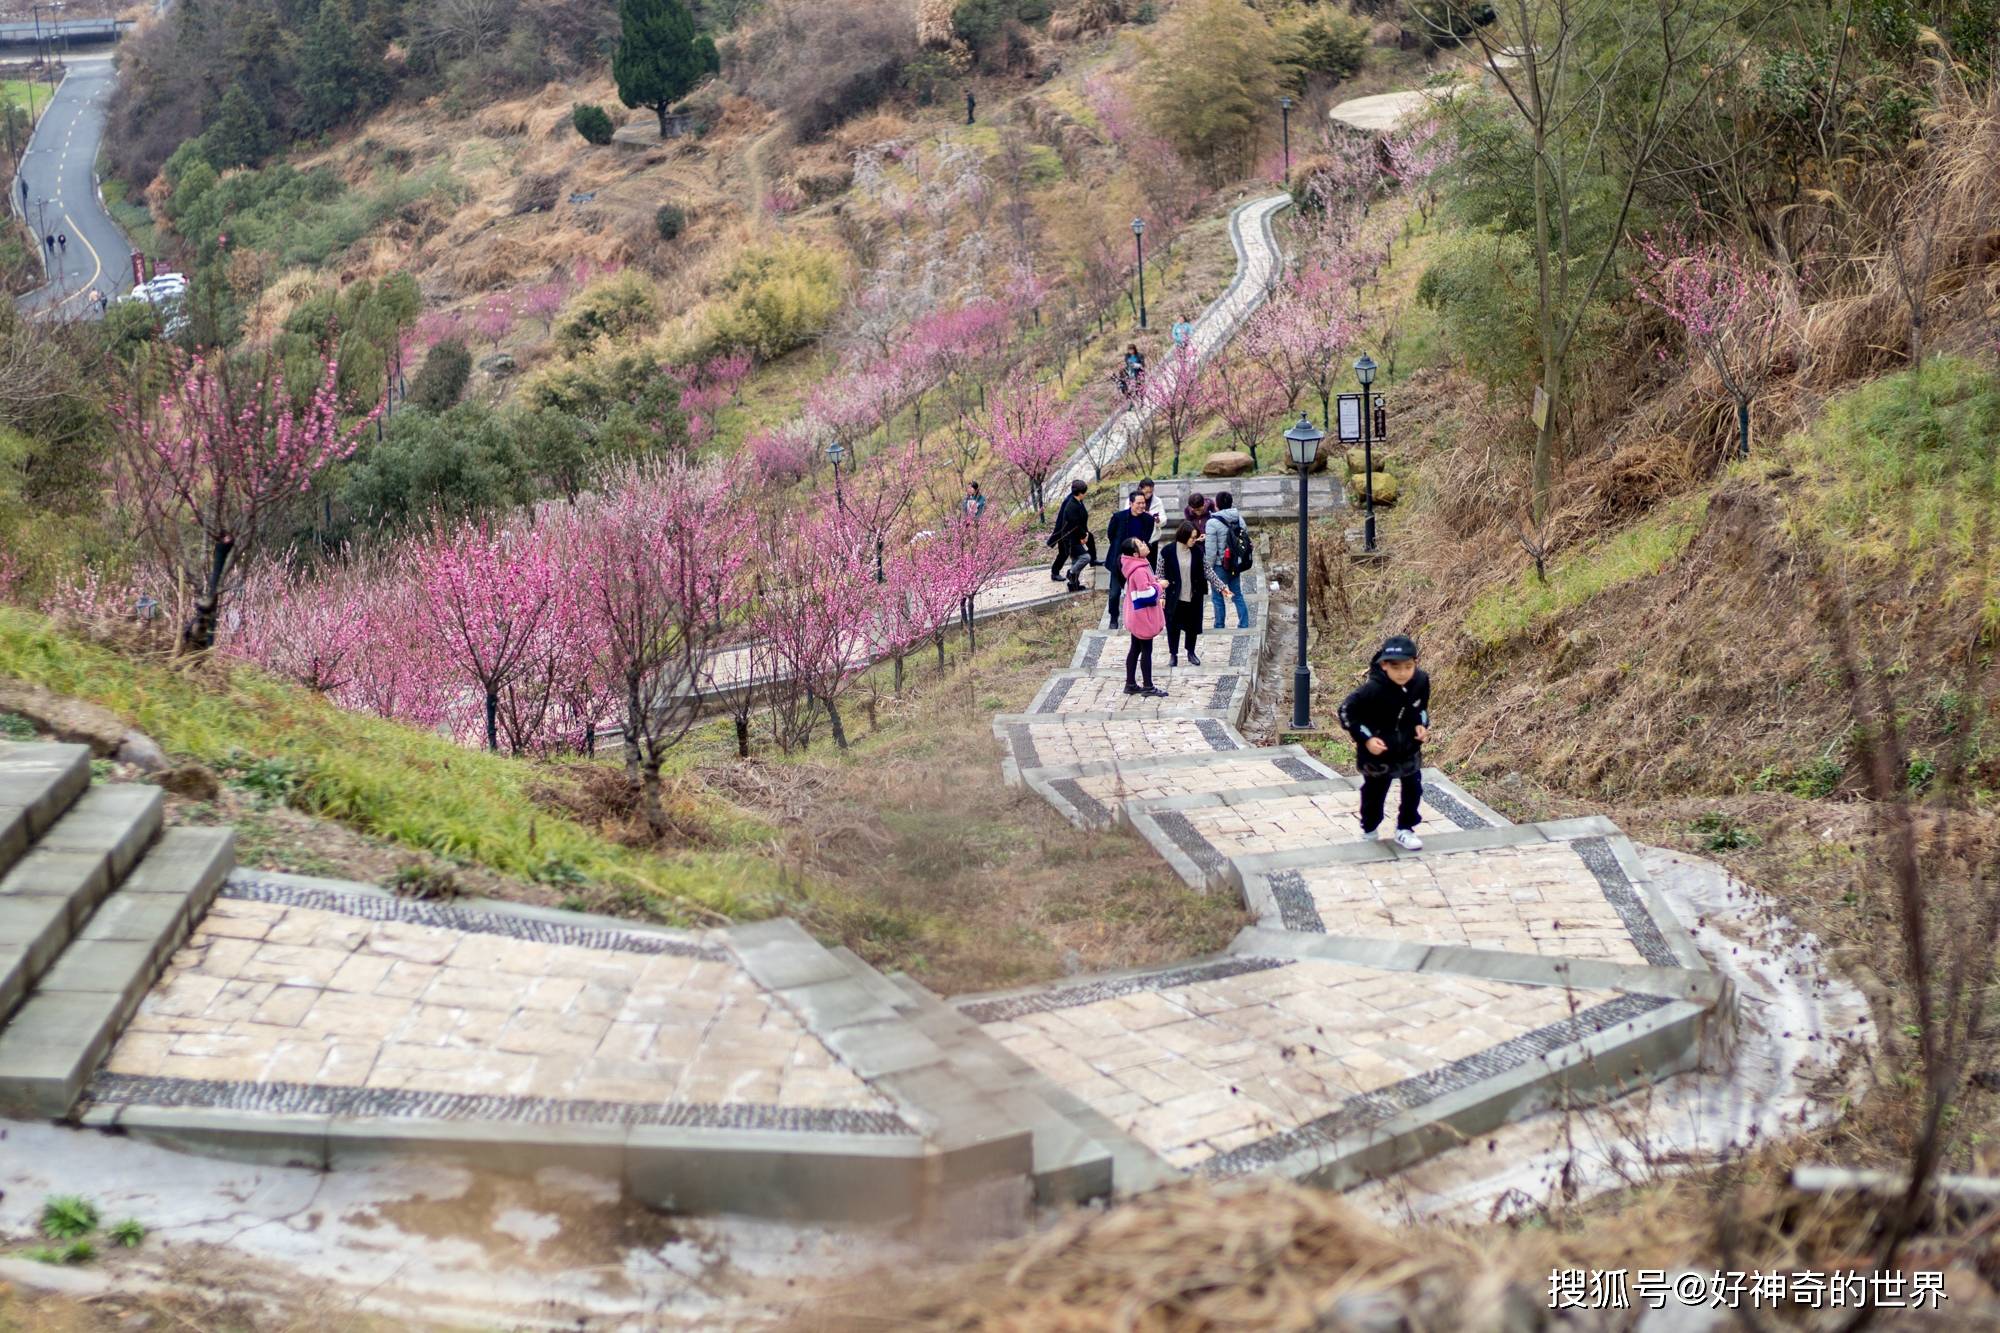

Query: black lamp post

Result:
[1279,96,1294,180]
[1131,217,1148,331]
[1355,353,1378,553]
[827,440,846,514]
[1285,413,1324,730]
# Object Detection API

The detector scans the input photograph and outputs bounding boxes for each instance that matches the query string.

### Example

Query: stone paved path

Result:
[983,531,1729,1191]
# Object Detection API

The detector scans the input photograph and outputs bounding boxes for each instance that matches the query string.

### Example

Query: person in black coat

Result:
[1047,479,1092,589]
[1337,635,1432,850]
[1157,519,1208,666]
[1102,487,1156,629]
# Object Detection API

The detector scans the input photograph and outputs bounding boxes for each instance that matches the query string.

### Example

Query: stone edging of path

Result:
[74,872,1030,1224]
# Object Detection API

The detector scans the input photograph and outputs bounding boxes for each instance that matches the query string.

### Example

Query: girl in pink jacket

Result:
[1119,537,1169,697]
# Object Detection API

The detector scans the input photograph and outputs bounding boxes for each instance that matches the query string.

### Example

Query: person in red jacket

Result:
[1119,537,1169,697]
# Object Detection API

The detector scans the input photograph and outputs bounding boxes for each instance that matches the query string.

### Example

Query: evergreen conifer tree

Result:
[612,0,718,138]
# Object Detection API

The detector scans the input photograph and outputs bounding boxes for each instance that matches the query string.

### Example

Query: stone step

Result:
[0,741,92,879]
[883,972,1128,1206]
[0,784,165,1029]
[1125,774,1513,893]
[0,799,213,1121]
[1019,745,1343,831]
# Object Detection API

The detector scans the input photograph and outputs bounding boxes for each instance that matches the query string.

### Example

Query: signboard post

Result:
[130,253,144,287]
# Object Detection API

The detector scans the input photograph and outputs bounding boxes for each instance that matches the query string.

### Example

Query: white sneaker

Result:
[1393,827,1423,851]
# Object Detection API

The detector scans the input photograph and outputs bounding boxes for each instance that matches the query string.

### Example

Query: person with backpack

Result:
[1337,635,1432,851]
[1158,519,1207,667]
[1047,478,1092,590]
[1204,490,1253,628]
[1118,536,1168,697]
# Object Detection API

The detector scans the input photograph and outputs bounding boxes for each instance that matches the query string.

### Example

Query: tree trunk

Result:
[893,652,904,696]
[655,102,669,137]
[734,714,751,759]
[182,535,235,653]
[823,695,848,750]
[623,673,646,796]
[640,756,667,838]
[935,632,946,671]
[485,689,500,752]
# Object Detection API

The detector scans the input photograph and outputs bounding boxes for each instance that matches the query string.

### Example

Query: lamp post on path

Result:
[1285,413,1324,730]
[826,440,846,515]
[1131,217,1148,331]
[1355,353,1378,553]
[1279,96,1293,179]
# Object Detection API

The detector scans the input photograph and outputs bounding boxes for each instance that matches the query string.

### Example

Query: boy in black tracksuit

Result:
[1337,635,1431,850]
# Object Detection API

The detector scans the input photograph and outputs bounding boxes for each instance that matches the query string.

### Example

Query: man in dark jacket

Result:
[1337,635,1431,850]
[1047,479,1092,589]
[1103,487,1156,628]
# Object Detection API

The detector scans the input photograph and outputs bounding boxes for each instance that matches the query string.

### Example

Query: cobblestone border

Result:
[86,1072,917,1135]
[1264,870,1327,933]
[1198,992,1672,1176]
[958,956,1291,1024]
[222,875,727,960]
[1573,836,1679,969]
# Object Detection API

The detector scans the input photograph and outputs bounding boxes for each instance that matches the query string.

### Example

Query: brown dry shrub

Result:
[832,109,916,154]
[510,172,565,215]
[1048,0,1124,41]
[530,763,724,851]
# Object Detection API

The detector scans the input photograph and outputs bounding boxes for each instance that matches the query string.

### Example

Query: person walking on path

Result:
[1047,478,1093,589]
[1204,490,1253,628]
[1171,312,1194,349]
[1119,537,1168,697]
[1103,485,1157,629]
[964,481,987,518]
[1118,344,1147,401]
[966,89,976,124]
[1159,519,1207,668]
[1337,635,1431,851]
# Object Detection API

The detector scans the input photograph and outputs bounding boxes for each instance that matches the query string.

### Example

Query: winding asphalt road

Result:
[13,52,133,319]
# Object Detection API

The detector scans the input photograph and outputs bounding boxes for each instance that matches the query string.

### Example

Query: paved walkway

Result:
[13,54,133,319]
[984,545,1730,1189]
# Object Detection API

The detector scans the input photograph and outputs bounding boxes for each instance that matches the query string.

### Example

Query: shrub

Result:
[727,0,918,139]
[1137,0,1283,181]
[409,338,473,412]
[336,403,535,533]
[572,103,616,144]
[655,202,688,240]
[685,239,845,359]
[1401,0,1493,52]
[552,271,661,356]
[1289,9,1368,82]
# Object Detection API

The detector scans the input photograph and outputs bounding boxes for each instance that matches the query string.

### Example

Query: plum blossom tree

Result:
[114,349,378,653]
[414,519,561,752]
[1635,230,1791,459]
[563,461,749,831]
[229,559,367,694]
[1212,353,1284,470]
[1386,116,1458,223]
[980,372,1079,520]
[753,508,883,751]
[1139,343,1220,478]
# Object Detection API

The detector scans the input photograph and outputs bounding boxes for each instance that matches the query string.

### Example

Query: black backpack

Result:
[1220,516,1254,576]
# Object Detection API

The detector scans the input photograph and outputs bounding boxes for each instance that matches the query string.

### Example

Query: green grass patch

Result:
[1779,356,2000,575]
[0,79,49,122]
[98,176,158,261]
[1464,496,1707,646]
[0,607,783,924]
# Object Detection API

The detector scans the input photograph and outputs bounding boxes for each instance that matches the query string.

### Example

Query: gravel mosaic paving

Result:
[1028,674,1248,718]
[87,1073,916,1135]
[1076,634,1255,671]
[1060,756,1338,826]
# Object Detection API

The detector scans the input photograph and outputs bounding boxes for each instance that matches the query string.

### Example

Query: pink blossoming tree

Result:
[980,372,1079,520]
[414,519,560,752]
[114,349,378,653]
[1635,231,1791,458]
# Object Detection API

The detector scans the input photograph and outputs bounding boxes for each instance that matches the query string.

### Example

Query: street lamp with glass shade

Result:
[826,440,847,514]
[1354,352,1378,553]
[1131,217,1148,331]
[1284,413,1325,730]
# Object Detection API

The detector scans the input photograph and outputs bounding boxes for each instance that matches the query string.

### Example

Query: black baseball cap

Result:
[1377,635,1419,661]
